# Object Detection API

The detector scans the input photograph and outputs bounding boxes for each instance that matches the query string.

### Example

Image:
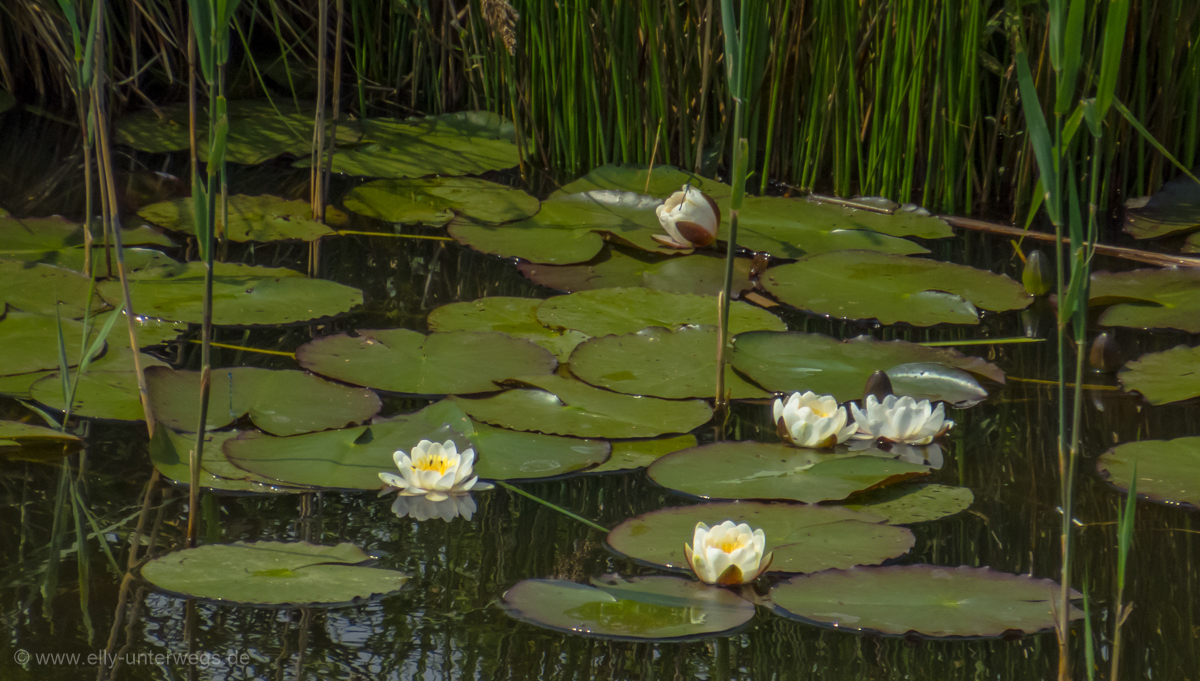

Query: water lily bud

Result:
[1022,249,1053,296]
[653,185,720,249]
[1088,332,1125,373]
[863,370,893,403]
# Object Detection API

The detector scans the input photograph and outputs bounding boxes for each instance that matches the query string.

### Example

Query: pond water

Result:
[1,108,1198,681]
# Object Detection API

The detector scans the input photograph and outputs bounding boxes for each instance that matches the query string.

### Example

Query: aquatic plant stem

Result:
[495,481,608,534]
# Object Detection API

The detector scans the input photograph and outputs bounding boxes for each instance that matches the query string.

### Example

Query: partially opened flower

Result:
[684,520,773,585]
[391,493,477,522]
[772,391,857,448]
[850,395,954,445]
[379,439,493,502]
[653,184,720,249]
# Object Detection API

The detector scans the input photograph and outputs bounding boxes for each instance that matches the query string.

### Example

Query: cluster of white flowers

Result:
[773,391,954,448]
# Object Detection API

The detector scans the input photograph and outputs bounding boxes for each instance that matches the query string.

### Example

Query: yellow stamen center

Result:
[713,536,748,554]
[414,454,452,476]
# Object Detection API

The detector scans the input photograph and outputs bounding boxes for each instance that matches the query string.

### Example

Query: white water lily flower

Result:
[684,520,773,585]
[850,395,954,445]
[653,184,720,249]
[391,493,477,522]
[772,391,857,448]
[378,439,493,502]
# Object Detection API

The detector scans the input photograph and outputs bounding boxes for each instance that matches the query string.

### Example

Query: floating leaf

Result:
[224,400,608,489]
[0,214,173,255]
[0,420,80,456]
[762,251,1032,326]
[98,261,363,326]
[588,435,698,474]
[0,261,95,318]
[607,501,914,575]
[116,100,361,164]
[454,374,712,439]
[0,312,90,375]
[30,352,172,421]
[519,249,757,297]
[149,427,298,493]
[1090,267,1200,333]
[770,565,1080,637]
[1098,437,1200,508]
[722,197,935,259]
[138,195,342,242]
[841,483,975,524]
[554,164,733,200]
[426,297,588,362]
[500,576,755,642]
[1118,344,1200,405]
[343,177,539,227]
[140,541,407,605]
[569,326,769,400]
[731,331,1001,405]
[647,442,930,503]
[296,329,557,395]
[18,247,179,276]
[1124,174,1200,240]
[448,218,606,265]
[537,288,784,338]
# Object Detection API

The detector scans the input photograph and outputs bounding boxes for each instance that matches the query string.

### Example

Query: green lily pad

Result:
[138,195,343,242]
[149,427,299,493]
[720,197,933,259]
[454,374,712,439]
[763,251,1032,326]
[569,325,770,400]
[296,329,556,395]
[15,247,179,276]
[116,100,361,165]
[91,310,187,348]
[97,261,363,326]
[500,575,755,642]
[0,420,81,455]
[0,261,96,318]
[224,399,608,489]
[426,297,589,362]
[770,565,1080,637]
[30,352,172,422]
[1098,437,1200,508]
[0,312,91,375]
[519,248,756,297]
[841,483,975,524]
[537,287,784,338]
[1118,344,1200,405]
[1124,174,1200,239]
[0,214,173,255]
[588,435,699,474]
[647,442,930,503]
[1090,267,1200,333]
[140,541,407,605]
[607,501,914,574]
[142,366,382,434]
[1185,232,1200,253]
[731,331,1002,405]
[554,164,732,200]
[343,177,539,227]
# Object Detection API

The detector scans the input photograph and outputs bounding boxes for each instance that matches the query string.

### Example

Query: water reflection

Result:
[390,492,477,522]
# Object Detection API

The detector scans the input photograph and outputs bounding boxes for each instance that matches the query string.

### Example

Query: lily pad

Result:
[520,249,757,297]
[30,353,173,422]
[454,374,712,439]
[426,297,588,361]
[770,565,1080,637]
[554,164,732,200]
[647,442,930,503]
[588,435,699,474]
[97,261,363,326]
[731,331,1002,405]
[311,111,519,178]
[537,288,784,338]
[140,541,407,605]
[607,501,914,575]
[1090,267,1200,333]
[115,100,361,165]
[149,427,298,493]
[1098,437,1200,508]
[0,261,95,318]
[762,251,1032,326]
[0,312,91,375]
[1124,174,1200,239]
[141,366,381,434]
[343,177,539,227]
[19,247,179,276]
[500,575,754,642]
[0,420,81,454]
[721,197,935,259]
[138,195,343,242]
[0,214,173,254]
[569,326,770,400]
[841,483,975,524]
[295,329,556,395]
[1118,344,1200,405]
[224,400,608,489]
